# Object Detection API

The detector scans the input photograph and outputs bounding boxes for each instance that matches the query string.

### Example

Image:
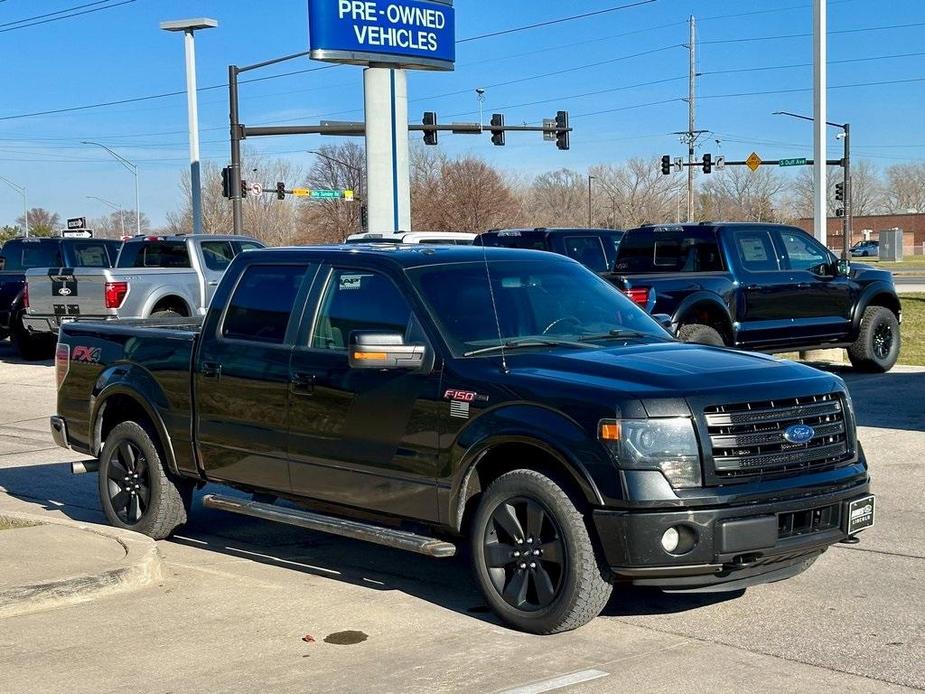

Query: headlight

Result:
[599,417,702,488]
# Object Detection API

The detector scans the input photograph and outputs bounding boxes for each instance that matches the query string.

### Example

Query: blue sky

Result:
[1,0,923,228]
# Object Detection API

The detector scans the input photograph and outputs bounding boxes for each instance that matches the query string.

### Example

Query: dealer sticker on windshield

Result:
[845,495,875,535]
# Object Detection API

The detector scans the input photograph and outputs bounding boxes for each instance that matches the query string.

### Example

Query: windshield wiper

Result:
[578,329,665,342]
[464,338,589,357]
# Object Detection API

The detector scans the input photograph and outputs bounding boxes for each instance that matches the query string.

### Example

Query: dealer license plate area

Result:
[845,495,875,535]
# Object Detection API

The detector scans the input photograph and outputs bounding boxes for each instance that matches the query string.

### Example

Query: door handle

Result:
[796,282,811,289]
[200,362,222,378]
[290,372,314,393]
[207,280,219,287]
[745,284,760,291]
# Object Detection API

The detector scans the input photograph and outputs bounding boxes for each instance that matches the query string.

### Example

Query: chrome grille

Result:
[705,393,851,478]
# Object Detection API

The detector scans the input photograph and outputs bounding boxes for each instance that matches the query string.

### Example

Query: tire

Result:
[10,311,56,361]
[677,323,725,347]
[98,420,192,539]
[847,305,900,373]
[470,469,612,634]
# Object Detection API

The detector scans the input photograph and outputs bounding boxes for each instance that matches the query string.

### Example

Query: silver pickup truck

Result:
[23,234,262,340]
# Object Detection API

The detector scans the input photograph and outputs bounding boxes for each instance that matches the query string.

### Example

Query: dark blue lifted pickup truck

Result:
[51,245,874,634]
[611,223,902,372]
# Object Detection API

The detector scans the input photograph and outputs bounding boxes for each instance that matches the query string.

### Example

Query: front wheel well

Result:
[456,442,593,534]
[864,292,901,321]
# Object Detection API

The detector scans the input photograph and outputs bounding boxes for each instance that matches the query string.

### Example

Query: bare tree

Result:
[848,160,886,216]
[530,169,586,227]
[298,142,366,244]
[883,161,925,213]
[591,159,685,227]
[787,161,884,218]
[699,167,786,222]
[90,210,149,239]
[16,208,60,236]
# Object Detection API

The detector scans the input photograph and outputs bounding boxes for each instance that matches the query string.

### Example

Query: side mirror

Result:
[348,331,426,370]
[651,313,674,333]
[836,259,850,276]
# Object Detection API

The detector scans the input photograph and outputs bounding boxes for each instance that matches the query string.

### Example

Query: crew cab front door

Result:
[195,263,312,492]
[772,228,853,342]
[287,266,441,522]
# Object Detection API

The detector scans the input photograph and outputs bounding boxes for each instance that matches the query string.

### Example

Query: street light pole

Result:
[0,175,28,237]
[82,141,140,235]
[813,0,827,246]
[87,195,126,237]
[161,18,218,235]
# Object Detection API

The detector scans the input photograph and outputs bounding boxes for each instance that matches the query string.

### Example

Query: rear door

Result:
[287,265,441,521]
[194,262,313,492]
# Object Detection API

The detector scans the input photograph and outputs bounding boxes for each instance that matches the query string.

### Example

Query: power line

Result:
[701,51,925,77]
[0,0,116,28]
[701,20,925,45]
[457,0,657,43]
[0,0,136,33]
[699,75,925,100]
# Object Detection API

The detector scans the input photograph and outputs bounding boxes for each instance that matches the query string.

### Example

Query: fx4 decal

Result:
[72,346,102,364]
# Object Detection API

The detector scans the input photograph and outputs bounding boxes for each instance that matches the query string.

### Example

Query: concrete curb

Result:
[0,510,163,619]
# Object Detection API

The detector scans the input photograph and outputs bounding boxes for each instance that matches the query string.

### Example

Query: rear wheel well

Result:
[150,296,190,317]
[457,442,592,534]
[678,302,732,344]
[96,394,159,458]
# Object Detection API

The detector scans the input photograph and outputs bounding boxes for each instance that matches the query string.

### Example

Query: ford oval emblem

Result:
[783,424,815,444]
[58,287,72,296]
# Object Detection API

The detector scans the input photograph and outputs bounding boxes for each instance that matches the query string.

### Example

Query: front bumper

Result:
[594,481,870,591]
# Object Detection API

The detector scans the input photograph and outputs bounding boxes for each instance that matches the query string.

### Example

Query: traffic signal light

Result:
[660,155,671,176]
[276,182,286,200]
[423,111,438,146]
[702,153,712,174]
[835,181,845,201]
[360,204,369,231]
[240,179,248,199]
[221,166,232,198]
[490,113,505,146]
[555,110,570,151]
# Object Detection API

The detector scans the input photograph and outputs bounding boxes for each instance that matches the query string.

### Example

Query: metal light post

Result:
[160,18,218,236]
[83,141,140,235]
[813,0,827,246]
[87,195,125,237]
[587,175,596,227]
[0,175,28,237]
[773,111,851,259]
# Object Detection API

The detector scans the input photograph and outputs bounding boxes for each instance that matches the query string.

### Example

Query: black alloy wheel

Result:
[483,497,566,611]
[872,322,894,360]
[105,440,151,524]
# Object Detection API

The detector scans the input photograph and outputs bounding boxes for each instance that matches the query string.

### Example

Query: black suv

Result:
[476,228,623,275]
[0,236,120,357]
[611,223,902,372]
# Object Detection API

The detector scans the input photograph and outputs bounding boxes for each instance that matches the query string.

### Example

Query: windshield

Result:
[407,259,669,357]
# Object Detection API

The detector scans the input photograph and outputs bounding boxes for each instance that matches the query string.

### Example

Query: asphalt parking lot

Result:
[0,341,922,693]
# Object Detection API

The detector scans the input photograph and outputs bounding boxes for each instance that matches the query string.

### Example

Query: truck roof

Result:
[245,243,574,269]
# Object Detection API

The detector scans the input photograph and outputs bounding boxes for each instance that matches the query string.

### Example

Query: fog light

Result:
[661,527,680,553]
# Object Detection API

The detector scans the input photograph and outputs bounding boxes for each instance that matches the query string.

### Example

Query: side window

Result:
[735,231,780,272]
[201,241,235,271]
[72,243,111,267]
[237,241,264,253]
[564,236,608,273]
[777,230,831,275]
[311,269,413,351]
[222,265,306,344]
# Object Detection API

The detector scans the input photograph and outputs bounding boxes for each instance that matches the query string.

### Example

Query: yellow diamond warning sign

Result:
[746,152,762,172]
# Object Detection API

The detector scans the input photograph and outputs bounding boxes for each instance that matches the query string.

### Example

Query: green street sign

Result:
[779,158,808,167]
[311,189,342,199]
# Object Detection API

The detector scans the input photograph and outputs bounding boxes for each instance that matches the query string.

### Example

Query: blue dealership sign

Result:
[308,0,455,71]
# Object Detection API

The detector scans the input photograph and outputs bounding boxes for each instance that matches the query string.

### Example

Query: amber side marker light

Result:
[353,351,388,360]
[598,420,621,441]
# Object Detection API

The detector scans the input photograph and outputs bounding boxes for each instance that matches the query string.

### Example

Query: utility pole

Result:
[842,122,851,259]
[687,15,696,220]
[229,64,244,235]
[813,0,827,246]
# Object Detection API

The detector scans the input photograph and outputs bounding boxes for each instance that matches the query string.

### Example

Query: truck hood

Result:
[504,342,841,402]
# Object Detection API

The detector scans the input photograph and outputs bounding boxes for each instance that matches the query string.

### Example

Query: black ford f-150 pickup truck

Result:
[610,223,902,372]
[51,245,874,634]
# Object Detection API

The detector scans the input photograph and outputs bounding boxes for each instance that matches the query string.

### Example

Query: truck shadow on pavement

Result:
[0,340,53,366]
[807,364,925,433]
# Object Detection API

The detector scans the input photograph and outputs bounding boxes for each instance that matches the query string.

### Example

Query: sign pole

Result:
[364,67,411,233]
